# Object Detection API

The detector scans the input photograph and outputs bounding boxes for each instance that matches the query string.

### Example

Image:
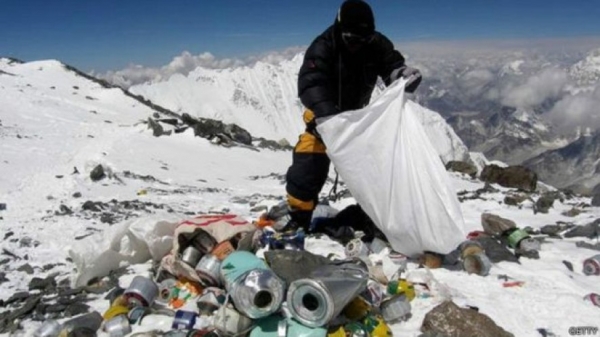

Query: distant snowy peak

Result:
[500,60,525,76]
[570,47,600,85]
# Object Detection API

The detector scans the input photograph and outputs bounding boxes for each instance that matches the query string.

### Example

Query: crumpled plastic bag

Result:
[316,78,467,256]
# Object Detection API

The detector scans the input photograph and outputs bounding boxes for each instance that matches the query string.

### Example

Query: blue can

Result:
[172,310,197,330]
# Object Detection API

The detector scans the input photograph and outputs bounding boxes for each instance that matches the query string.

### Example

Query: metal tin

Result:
[182,246,203,267]
[212,240,235,261]
[386,279,415,301]
[583,254,600,276]
[124,276,159,307]
[462,252,492,276]
[33,319,62,337]
[362,314,392,337]
[197,287,227,315]
[195,254,222,286]
[343,322,369,337]
[287,263,368,327]
[345,239,370,260]
[507,228,530,249]
[213,305,254,336]
[380,295,411,323]
[172,310,198,330]
[584,293,600,307]
[104,315,132,337]
[62,311,103,333]
[156,278,178,306]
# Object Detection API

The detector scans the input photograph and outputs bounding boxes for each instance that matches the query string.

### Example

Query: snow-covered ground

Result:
[1,59,599,337]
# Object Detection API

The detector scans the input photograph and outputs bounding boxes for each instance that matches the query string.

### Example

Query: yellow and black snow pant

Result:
[285,110,331,225]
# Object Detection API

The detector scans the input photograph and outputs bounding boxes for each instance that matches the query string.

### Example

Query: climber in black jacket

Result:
[284,0,422,233]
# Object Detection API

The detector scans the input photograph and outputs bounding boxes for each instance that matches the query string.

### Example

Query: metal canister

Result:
[124,276,159,307]
[195,254,222,286]
[583,254,600,276]
[507,228,530,249]
[212,240,235,261]
[380,294,411,323]
[197,287,227,315]
[345,238,370,260]
[191,229,218,254]
[172,310,198,330]
[182,246,203,267]
[156,278,178,306]
[462,252,492,276]
[62,311,103,333]
[33,319,62,337]
[419,252,443,269]
[584,293,600,307]
[104,315,132,337]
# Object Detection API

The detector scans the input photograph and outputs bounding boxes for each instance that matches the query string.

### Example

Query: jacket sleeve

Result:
[375,33,406,86]
[297,36,338,118]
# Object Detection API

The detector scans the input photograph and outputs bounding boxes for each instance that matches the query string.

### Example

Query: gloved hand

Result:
[392,66,422,93]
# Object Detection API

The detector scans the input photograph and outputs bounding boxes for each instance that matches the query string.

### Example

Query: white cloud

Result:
[94,47,306,89]
[458,69,495,96]
[546,85,600,133]
[500,68,568,108]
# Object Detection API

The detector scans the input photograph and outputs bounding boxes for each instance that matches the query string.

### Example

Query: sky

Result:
[2,0,600,72]
[2,56,600,336]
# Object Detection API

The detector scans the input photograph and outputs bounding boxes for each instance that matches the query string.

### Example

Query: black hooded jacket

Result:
[298,23,406,118]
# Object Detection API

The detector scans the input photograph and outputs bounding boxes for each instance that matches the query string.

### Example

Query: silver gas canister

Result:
[462,252,492,276]
[104,315,132,337]
[124,276,159,307]
[583,254,600,276]
[345,238,370,260]
[195,253,222,286]
[181,246,202,267]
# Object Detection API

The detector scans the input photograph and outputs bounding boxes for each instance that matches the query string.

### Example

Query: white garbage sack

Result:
[316,79,466,256]
[68,214,181,287]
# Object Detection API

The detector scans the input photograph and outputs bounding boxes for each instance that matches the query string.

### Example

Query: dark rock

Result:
[147,117,165,137]
[19,236,35,247]
[421,301,514,337]
[104,287,125,303]
[3,231,13,240]
[17,263,34,274]
[515,248,539,259]
[250,205,269,213]
[504,193,529,206]
[564,219,600,239]
[480,164,537,192]
[575,241,600,251]
[445,160,478,178]
[58,204,74,215]
[45,303,67,313]
[592,194,600,207]
[4,291,30,306]
[474,237,519,263]
[158,118,179,126]
[561,208,582,217]
[0,272,7,284]
[73,192,82,198]
[28,276,57,291]
[535,195,555,214]
[481,213,517,236]
[81,200,102,212]
[65,303,91,317]
[89,164,106,181]
[540,225,563,237]
[255,137,293,151]
[100,212,117,224]
[67,327,98,337]
[0,295,41,333]
[562,260,574,272]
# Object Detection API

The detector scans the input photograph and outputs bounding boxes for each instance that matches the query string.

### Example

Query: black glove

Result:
[392,66,422,93]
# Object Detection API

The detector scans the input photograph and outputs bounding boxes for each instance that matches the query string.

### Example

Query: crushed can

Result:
[380,294,411,323]
[213,304,254,336]
[361,279,386,307]
[260,228,305,250]
[462,252,492,276]
[362,313,392,337]
[104,314,132,337]
[172,310,198,330]
[584,293,600,307]
[33,319,62,337]
[190,228,218,254]
[181,246,203,267]
[197,287,227,315]
[124,276,159,307]
[583,254,600,276]
[387,279,416,301]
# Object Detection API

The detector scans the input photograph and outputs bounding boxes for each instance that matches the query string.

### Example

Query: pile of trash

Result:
[32,203,600,337]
